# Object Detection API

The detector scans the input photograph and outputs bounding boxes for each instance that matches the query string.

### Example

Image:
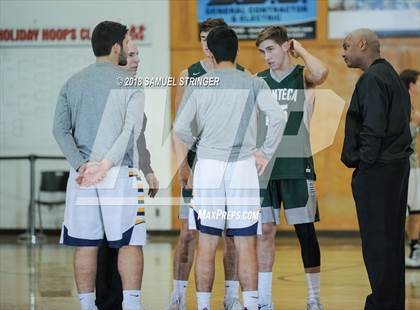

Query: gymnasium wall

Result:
[1,1,418,232]
[0,0,172,230]
[170,1,420,230]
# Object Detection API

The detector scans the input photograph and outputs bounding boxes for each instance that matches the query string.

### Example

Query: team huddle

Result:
[53,18,418,310]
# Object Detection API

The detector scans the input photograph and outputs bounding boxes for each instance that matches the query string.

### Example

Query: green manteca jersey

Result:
[257,65,316,180]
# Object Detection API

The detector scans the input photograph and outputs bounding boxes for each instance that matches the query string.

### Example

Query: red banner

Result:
[0,25,149,46]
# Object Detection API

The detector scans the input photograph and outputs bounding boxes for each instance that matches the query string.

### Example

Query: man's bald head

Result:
[348,28,380,54]
[342,28,381,70]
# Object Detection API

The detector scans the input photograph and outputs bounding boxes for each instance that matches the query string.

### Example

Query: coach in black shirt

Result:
[341,28,412,310]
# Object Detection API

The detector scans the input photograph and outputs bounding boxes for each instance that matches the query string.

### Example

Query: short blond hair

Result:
[256,26,289,47]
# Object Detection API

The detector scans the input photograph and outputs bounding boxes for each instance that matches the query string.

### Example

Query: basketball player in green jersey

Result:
[255,26,328,310]
[168,18,245,310]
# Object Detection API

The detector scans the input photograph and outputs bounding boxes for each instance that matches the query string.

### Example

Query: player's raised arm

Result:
[289,39,328,88]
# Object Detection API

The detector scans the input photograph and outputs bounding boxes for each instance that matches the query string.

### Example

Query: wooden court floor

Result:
[0,235,419,310]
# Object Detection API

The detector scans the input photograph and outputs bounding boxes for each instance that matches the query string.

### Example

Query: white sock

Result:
[305,273,320,303]
[171,280,188,301]
[196,292,211,310]
[224,280,239,304]
[258,272,272,305]
[122,290,141,310]
[78,292,96,310]
[243,291,259,310]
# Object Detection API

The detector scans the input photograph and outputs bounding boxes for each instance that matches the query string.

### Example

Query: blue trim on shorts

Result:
[226,222,258,237]
[193,210,223,236]
[107,226,134,248]
[62,226,103,246]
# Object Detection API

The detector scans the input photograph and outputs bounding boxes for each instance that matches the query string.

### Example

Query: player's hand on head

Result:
[146,173,159,198]
[289,39,301,58]
[254,150,268,176]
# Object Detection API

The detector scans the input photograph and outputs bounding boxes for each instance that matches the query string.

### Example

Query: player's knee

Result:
[118,245,143,259]
[233,236,256,254]
[296,223,318,243]
[179,229,197,245]
[262,223,276,239]
[295,223,320,267]
[295,222,315,239]
[257,227,275,250]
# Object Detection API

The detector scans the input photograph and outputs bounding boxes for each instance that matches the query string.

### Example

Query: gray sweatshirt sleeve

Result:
[173,86,197,148]
[52,83,87,170]
[255,78,287,160]
[104,88,145,166]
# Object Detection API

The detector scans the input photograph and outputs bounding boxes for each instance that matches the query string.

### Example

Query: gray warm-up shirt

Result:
[53,61,145,170]
[174,68,286,162]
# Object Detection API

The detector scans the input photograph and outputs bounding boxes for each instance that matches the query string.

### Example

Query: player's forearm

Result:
[256,86,287,159]
[299,48,328,85]
[260,108,287,161]
[172,132,190,171]
[53,86,86,170]
[53,131,87,170]
[52,113,86,170]
[261,119,286,161]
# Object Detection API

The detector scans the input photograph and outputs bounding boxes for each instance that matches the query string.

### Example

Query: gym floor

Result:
[0,234,418,310]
